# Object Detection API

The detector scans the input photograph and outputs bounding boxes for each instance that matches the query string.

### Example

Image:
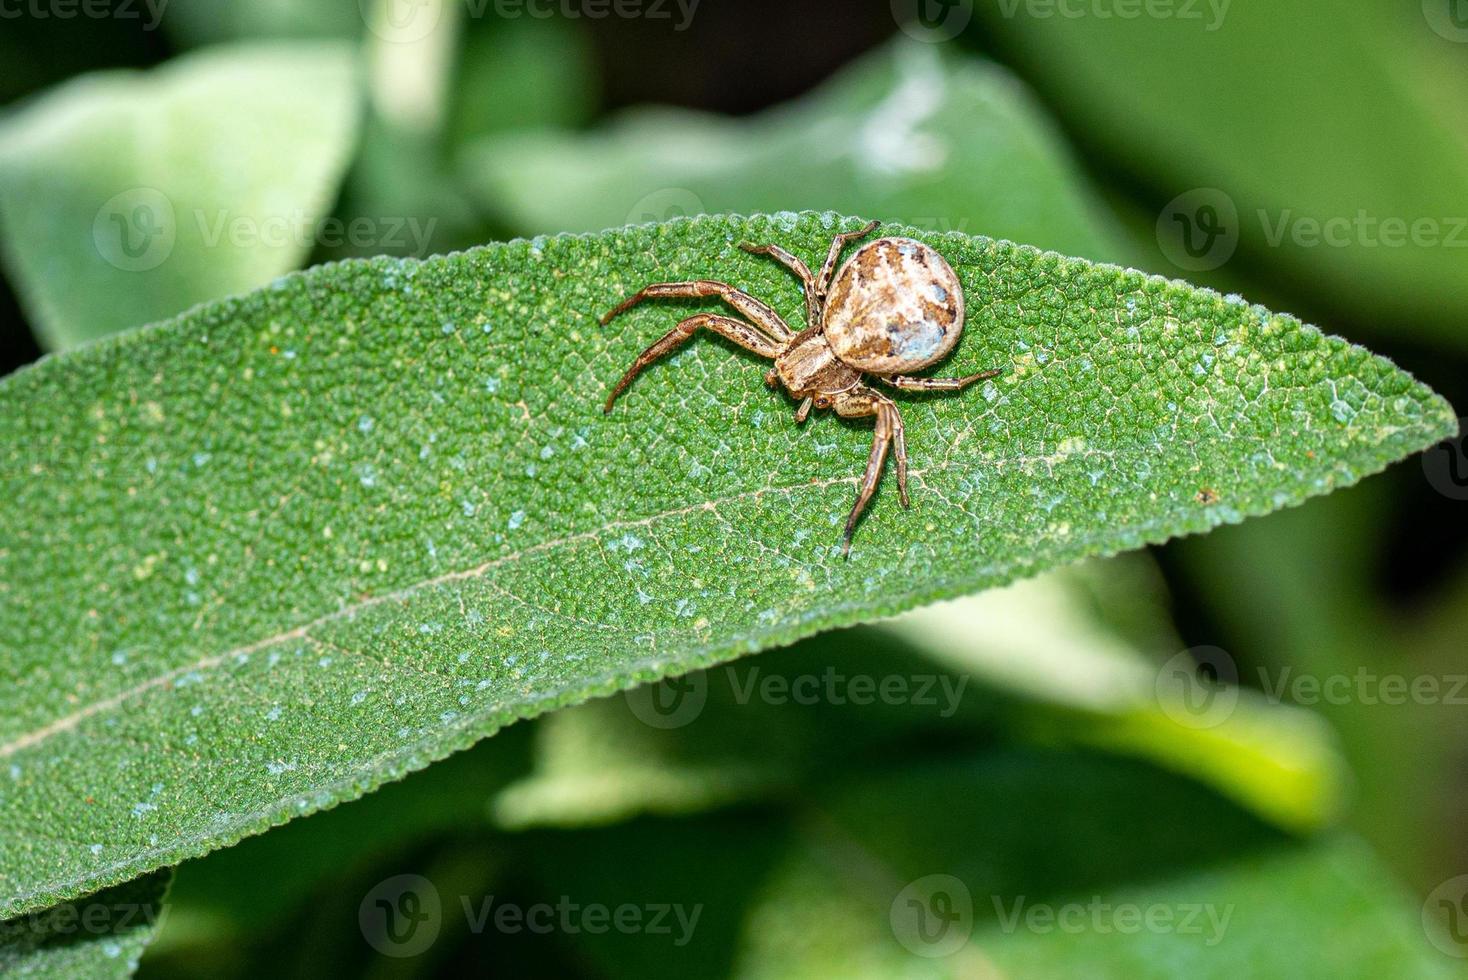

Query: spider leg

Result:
[841,393,907,556]
[604,314,777,414]
[886,398,910,509]
[601,279,792,341]
[816,219,881,298]
[879,368,1002,392]
[793,396,814,424]
[739,243,819,330]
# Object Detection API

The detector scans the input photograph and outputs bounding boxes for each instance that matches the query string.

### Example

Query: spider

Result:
[601,220,1002,555]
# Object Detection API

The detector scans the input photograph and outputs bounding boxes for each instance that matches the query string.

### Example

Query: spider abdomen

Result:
[822,237,965,374]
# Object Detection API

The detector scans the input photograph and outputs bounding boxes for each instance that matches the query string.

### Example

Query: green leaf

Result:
[734,758,1453,979]
[0,42,361,350]
[0,872,170,979]
[446,14,596,148]
[885,565,1348,834]
[462,40,1119,262]
[506,752,1446,979]
[0,212,1452,918]
[320,15,596,265]
[490,624,1004,831]
[971,5,1468,348]
[1171,481,1468,879]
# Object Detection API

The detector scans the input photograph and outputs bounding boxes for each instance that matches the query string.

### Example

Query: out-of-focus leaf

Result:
[491,628,1000,830]
[446,14,596,148]
[1171,480,1468,882]
[0,42,360,349]
[0,213,1451,917]
[462,40,1119,261]
[0,872,171,979]
[888,566,1346,834]
[508,752,1448,979]
[321,12,597,263]
[972,3,1468,348]
[517,812,789,979]
[734,759,1452,979]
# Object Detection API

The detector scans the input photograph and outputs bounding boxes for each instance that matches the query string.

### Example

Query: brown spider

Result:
[601,220,1001,555]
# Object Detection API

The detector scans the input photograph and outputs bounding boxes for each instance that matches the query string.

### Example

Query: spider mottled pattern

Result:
[601,220,1003,555]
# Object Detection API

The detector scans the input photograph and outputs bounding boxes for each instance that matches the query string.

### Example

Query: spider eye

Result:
[815,396,832,409]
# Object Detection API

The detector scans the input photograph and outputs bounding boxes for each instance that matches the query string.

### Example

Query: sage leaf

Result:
[0,212,1453,918]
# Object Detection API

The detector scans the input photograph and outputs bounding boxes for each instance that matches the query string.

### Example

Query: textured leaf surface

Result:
[0,872,170,978]
[463,41,1117,262]
[0,212,1452,917]
[0,42,360,349]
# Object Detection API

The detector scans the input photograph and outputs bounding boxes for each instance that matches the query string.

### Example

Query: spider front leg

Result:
[880,368,1002,392]
[816,219,881,297]
[603,314,778,413]
[739,242,819,330]
[837,389,909,556]
[601,279,792,341]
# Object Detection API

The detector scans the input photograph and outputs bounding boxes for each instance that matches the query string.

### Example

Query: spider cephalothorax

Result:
[601,220,1001,555]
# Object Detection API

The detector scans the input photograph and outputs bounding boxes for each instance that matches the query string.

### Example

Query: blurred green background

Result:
[1,0,1466,976]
